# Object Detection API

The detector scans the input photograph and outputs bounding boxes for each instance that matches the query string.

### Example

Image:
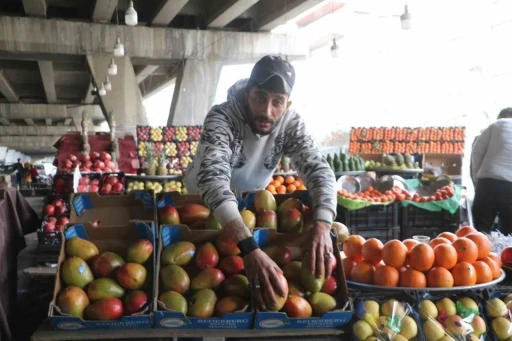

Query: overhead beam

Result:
[92,0,118,23]
[64,118,72,126]
[45,118,52,125]
[208,0,260,28]
[257,0,323,31]
[24,118,35,125]
[0,118,10,125]
[0,16,308,60]
[84,82,95,104]
[0,70,19,102]
[135,65,159,84]
[150,0,189,26]
[0,103,104,120]
[21,0,48,17]
[0,125,75,136]
[38,61,57,103]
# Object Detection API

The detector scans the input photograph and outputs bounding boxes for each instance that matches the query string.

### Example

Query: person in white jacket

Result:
[471,108,512,233]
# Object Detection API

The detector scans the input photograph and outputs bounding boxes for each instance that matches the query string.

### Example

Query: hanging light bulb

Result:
[98,83,107,96]
[331,37,340,58]
[125,1,138,26]
[108,59,118,76]
[104,77,112,91]
[400,5,412,30]
[114,36,125,57]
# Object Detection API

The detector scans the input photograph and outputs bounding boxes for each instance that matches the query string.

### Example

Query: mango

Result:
[84,297,124,321]
[158,205,180,225]
[179,204,210,224]
[65,237,99,261]
[215,296,248,317]
[266,273,288,311]
[162,241,196,266]
[219,255,244,277]
[240,209,256,229]
[160,264,190,294]
[277,198,304,216]
[188,288,217,318]
[87,278,125,302]
[278,208,303,233]
[300,262,324,293]
[195,242,219,269]
[61,257,93,289]
[308,292,337,316]
[57,286,90,318]
[283,294,312,318]
[288,281,307,297]
[215,235,240,256]
[159,291,188,314]
[256,209,277,229]
[191,268,225,291]
[91,252,125,278]
[126,239,153,264]
[116,263,147,290]
[205,214,222,230]
[124,290,148,315]
[263,246,291,266]
[222,274,250,299]
[254,190,276,212]
[283,261,302,282]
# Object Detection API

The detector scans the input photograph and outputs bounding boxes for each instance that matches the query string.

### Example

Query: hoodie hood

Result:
[225,79,250,121]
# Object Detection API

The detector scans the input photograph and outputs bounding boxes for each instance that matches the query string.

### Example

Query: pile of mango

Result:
[56,237,154,320]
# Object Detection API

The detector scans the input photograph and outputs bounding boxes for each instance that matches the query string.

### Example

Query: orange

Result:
[275,176,284,185]
[433,244,458,270]
[403,239,420,253]
[343,235,366,262]
[399,268,427,288]
[266,184,276,192]
[285,176,295,185]
[374,266,399,287]
[427,267,454,288]
[342,257,356,281]
[374,261,385,269]
[408,244,435,272]
[489,252,503,267]
[362,238,384,265]
[429,237,451,249]
[272,180,282,188]
[438,232,458,242]
[451,261,477,286]
[465,232,491,260]
[482,257,501,279]
[452,238,478,264]
[350,261,375,284]
[472,260,493,284]
[297,185,307,190]
[294,180,302,188]
[455,226,477,238]
[286,184,296,193]
[382,240,408,269]
[270,190,277,195]
[276,185,287,194]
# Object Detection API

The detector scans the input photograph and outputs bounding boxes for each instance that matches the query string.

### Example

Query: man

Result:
[185,56,337,310]
[12,158,24,189]
[471,107,512,234]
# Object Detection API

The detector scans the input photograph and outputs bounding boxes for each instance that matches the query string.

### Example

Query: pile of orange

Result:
[342,226,500,288]
[266,175,306,194]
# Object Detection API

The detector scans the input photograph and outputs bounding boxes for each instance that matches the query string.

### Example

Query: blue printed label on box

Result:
[136,192,155,212]
[255,311,352,329]
[72,195,93,217]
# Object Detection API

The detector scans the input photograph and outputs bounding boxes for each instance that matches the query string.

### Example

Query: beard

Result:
[249,116,276,135]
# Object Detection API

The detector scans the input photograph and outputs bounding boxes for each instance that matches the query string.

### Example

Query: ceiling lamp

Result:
[104,77,112,91]
[98,83,107,96]
[400,5,412,30]
[331,38,340,58]
[114,37,125,57]
[125,1,138,26]
[108,59,118,76]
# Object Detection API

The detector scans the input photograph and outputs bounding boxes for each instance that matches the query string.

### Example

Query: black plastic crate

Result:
[401,225,457,240]
[402,205,460,229]
[37,231,62,246]
[349,226,400,244]
[337,202,400,229]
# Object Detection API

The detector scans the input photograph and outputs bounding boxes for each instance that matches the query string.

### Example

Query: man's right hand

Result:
[243,248,286,311]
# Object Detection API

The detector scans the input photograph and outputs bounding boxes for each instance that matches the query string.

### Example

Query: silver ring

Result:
[254,283,261,289]
[324,252,332,259]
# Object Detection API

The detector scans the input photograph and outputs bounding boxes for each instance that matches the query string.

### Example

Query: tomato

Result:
[396,194,406,201]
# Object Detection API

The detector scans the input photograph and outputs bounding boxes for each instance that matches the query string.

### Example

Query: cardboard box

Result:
[154,225,254,329]
[253,228,353,329]
[48,221,156,330]
[70,191,156,226]
[237,190,311,212]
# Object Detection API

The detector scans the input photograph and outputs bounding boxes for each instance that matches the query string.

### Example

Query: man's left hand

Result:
[304,221,334,279]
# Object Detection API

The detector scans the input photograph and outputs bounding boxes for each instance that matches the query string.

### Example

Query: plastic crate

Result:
[349,226,400,244]
[402,205,460,229]
[401,225,457,240]
[337,202,400,229]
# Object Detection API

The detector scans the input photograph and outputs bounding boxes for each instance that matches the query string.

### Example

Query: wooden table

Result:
[32,321,344,341]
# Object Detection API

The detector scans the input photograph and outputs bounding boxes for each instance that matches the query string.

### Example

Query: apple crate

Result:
[52,174,74,195]
[43,194,71,217]
[253,228,353,329]
[100,172,126,195]
[48,221,156,330]
[402,205,460,229]
[38,214,71,246]
[75,173,102,193]
[155,225,255,329]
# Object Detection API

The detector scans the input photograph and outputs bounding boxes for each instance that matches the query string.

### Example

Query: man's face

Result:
[245,86,291,135]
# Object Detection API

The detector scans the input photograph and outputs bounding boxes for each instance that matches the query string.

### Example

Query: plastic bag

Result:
[418,293,487,341]
[484,292,512,341]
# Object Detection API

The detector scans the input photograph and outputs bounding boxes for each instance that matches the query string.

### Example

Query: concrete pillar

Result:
[169,59,223,126]
[90,55,148,134]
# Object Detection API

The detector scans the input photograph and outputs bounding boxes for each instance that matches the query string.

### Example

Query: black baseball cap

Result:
[248,56,295,94]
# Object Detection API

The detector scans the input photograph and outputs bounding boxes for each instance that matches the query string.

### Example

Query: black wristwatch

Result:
[237,236,260,257]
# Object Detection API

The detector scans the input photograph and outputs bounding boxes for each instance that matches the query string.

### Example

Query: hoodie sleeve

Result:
[283,113,337,224]
[194,109,242,227]
[471,124,493,182]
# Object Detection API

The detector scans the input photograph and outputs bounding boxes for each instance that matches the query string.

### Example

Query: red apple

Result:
[46,217,58,224]
[81,154,91,162]
[94,160,105,170]
[321,276,338,295]
[44,204,55,216]
[101,184,112,194]
[112,183,124,193]
[77,184,88,193]
[84,161,93,169]
[52,199,64,207]
[106,161,116,170]
[101,152,112,162]
[55,206,67,215]
[43,222,56,232]
[91,179,100,186]
[58,216,70,226]
[90,185,99,192]
[90,152,100,160]
[64,160,73,169]
[501,247,512,266]
[55,224,64,232]
[69,154,77,162]
[103,167,113,173]
[79,177,90,185]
